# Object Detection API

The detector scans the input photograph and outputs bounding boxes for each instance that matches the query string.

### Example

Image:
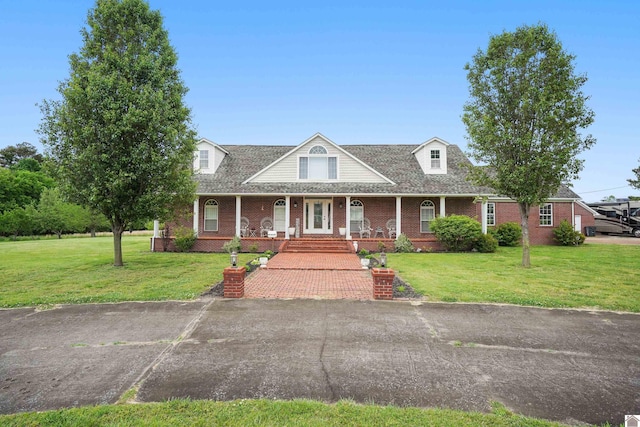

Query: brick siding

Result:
[155,196,592,252]
[477,201,596,245]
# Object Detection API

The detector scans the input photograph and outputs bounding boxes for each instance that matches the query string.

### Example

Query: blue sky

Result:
[1,0,638,202]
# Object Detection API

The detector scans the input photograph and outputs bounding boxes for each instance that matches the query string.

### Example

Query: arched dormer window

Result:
[273,199,286,232]
[350,200,364,231]
[204,199,219,231]
[309,145,328,154]
[299,145,337,180]
[420,200,435,233]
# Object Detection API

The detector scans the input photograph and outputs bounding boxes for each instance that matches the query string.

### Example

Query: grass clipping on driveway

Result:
[0,236,638,312]
[388,244,639,312]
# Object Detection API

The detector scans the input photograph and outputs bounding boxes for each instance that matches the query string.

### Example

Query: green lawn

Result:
[1,236,638,312]
[388,244,640,312]
[0,235,254,308]
[0,398,569,427]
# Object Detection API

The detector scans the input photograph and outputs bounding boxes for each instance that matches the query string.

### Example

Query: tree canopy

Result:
[39,0,196,265]
[462,24,595,267]
[629,160,640,190]
[0,167,55,213]
[0,142,43,168]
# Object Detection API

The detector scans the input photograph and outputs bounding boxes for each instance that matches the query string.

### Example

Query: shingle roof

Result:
[195,144,579,199]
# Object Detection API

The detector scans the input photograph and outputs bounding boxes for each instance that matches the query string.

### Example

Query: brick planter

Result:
[223,266,246,298]
[372,268,394,300]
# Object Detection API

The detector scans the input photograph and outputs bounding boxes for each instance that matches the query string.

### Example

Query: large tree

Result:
[462,24,595,267]
[39,0,196,266]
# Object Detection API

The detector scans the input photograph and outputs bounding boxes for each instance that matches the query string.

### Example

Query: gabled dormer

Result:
[194,138,229,174]
[411,137,450,175]
[243,133,394,184]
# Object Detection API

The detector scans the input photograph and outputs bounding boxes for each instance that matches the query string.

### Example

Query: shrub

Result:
[474,233,498,253]
[394,233,414,253]
[492,222,522,246]
[222,235,242,253]
[173,226,197,252]
[553,219,585,246]
[377,241,386,252]
[358,248,370,256]
[248,243,259,253]
[430,215,482,252]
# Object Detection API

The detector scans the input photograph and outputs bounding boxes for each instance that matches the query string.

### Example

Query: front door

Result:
[304,199,332,234]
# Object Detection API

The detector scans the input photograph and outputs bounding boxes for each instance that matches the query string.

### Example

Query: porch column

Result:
[285,195,291,239]
[395,196,402,239]
[439,196,446,217]
[345,196,351,238]
[193,198,199,234]
[235,196,242,237]
[481,200,488,234]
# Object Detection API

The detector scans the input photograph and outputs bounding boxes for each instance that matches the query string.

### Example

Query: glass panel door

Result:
[304,199,332,234]
[313,201,323,229]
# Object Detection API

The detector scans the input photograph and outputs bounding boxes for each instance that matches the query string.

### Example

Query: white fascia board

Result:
[576,200,598,215]
[195,192,496,198]
[410,136,451,154]
[198,138,229,155]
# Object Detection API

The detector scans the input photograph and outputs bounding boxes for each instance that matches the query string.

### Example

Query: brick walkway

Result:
[244,253,374,299]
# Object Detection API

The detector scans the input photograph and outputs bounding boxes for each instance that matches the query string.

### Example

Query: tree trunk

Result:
[90,227,96,238]
[112,222,125,267]
[518,202,531,267]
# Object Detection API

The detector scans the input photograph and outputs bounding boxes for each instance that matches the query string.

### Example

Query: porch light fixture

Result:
[380,251,387,267]
[339,202,343,208]
[230,251,238,267]
[294,201,298,208]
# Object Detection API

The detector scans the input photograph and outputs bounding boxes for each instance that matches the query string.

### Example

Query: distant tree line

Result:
[0,143,111,239]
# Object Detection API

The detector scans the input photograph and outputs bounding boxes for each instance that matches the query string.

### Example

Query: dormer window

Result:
[411,137,449,175]
[299,145,337,180]
[199,150,209,169]
[430,150,440,169]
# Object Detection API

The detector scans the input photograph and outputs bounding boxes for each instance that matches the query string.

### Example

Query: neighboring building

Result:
[153,133,594,252]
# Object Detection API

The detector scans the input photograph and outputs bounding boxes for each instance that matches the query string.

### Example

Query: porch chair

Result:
[359,217,372,238]
[240,216,250,237]
[386,218,397,239]
[260,217,273,237]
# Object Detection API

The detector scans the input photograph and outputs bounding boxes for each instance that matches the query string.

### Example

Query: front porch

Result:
[152,235,443,253]
[152,194,479,252]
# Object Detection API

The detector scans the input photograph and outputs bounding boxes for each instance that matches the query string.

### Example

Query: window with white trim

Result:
[199,150,209,169]
[350,200,364,231]
[204,199,218,231]
[539,203,552,226]
[430,150,440,169]
[273,199,286,232]
[420,200,435,232]
[487,202,495,226]
[299,145,337,180]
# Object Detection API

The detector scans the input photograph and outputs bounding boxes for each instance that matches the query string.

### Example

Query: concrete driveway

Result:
[1,299,638,425]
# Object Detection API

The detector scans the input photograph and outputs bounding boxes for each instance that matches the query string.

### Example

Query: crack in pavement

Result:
[124,299,216,402]
[319,301,336,401]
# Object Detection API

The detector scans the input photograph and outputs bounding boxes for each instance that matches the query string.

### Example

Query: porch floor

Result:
[244,253,373,300]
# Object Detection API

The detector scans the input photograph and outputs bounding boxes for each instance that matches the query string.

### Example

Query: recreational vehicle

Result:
[588,201,640,237]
